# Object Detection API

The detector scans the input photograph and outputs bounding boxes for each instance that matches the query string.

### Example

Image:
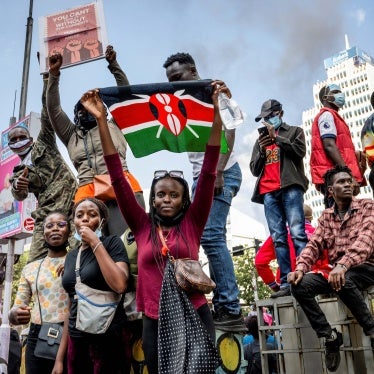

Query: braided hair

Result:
[73,197,109,222]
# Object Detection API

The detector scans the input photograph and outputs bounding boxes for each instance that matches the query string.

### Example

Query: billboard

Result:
[0,114,38,243]
[38,0,108,73]
[324,46,374,70]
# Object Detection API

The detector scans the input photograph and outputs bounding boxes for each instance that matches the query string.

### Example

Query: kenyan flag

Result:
[99,80,228,158]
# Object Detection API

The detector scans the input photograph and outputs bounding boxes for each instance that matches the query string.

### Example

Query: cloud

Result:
[351,8,366,26]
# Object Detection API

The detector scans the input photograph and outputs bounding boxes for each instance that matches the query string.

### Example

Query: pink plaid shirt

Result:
[296,198,374,273]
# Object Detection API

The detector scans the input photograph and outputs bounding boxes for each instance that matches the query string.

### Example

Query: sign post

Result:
[0,238,15,371]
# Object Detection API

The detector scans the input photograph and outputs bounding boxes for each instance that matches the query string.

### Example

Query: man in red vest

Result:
[310,83,363,207]
[361,91,374,194]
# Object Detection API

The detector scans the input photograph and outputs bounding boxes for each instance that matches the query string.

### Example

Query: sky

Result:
[1,0,374,234]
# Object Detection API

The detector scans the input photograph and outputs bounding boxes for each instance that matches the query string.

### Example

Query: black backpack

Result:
[244,341,262,374]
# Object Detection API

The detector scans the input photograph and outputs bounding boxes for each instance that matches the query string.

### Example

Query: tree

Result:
[11,251,29,304]
[232,245,273,307]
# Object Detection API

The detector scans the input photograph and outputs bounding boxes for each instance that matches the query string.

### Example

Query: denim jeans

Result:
[263,186,307,287]
[192,162,242,315]
[291,264,374,338]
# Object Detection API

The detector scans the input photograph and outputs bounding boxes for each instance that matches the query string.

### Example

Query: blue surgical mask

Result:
[74,231,82,242]
[332,93,345,108]
[268,115,282,130]
[74,228,102,242]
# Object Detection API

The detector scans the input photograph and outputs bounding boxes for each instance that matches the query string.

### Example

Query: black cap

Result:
[255,99,282,122]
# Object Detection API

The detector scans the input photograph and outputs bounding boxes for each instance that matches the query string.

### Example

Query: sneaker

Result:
[325,329,343,372]
[270,284,280,292]
[270,287,291,298]
[213,309,246,333]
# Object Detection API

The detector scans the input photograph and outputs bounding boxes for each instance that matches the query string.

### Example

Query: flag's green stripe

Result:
[124,125,228,158]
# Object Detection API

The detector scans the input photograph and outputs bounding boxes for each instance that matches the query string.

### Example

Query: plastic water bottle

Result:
[218,92,245,130]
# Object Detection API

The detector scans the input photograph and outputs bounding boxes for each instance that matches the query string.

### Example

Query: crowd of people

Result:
[5,46,374,374]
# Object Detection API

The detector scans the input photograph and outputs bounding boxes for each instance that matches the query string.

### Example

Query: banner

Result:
[0,114,38,243]
[99,80,228,157]
[38,0,108,73]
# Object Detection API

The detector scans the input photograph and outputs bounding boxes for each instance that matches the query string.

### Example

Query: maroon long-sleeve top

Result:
[104,145,219,318]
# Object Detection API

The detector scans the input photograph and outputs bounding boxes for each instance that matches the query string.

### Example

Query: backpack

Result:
[244,341,262,374]
[121,228,142,321]
[121,228,138,291]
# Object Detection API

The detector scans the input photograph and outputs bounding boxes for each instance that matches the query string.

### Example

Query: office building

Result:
[302,38,374,220]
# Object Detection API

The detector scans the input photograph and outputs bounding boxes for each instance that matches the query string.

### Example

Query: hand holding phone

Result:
[257,126,269,137]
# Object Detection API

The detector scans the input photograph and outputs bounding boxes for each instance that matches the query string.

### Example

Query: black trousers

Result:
[25,323,66,374]
[291,264,374,338]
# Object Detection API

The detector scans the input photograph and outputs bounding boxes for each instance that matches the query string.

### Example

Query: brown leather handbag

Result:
[157,226,215,294]
[170,256,216,294]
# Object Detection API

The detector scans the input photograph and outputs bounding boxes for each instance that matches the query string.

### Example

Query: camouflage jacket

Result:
[10,78,77,230]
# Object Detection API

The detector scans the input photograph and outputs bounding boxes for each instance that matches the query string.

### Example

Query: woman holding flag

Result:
[80,80,229,373]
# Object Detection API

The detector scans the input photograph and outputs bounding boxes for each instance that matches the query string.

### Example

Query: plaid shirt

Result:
[296,198,374,273]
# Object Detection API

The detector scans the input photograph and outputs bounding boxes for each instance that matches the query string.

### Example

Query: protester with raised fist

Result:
[8,68,77,262]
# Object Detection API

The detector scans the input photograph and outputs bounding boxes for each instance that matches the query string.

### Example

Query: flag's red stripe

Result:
[182,98,214,122]
[111,102,154,130]
[111,98,213,131]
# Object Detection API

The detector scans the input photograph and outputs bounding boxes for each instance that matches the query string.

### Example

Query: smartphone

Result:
[257,126,269,137]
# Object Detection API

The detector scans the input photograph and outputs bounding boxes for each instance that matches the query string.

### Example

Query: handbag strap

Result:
[75,247,83,284]
[35,258,46,324]
[157,225,194,260]
[157,226,172,259]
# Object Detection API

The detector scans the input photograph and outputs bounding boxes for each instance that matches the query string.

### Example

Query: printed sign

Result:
[38,0,108,73]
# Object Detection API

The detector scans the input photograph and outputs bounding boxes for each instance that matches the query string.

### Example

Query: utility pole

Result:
[0,2,34,370]
[19,0,34,120]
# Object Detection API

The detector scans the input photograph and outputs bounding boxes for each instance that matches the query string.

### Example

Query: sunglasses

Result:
[154,170,184,179]
[264,111,281,121]
[44,221,68,229]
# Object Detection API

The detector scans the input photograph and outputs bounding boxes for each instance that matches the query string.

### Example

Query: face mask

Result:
[74,219,103,242]
[8,138,33,155]
[268,115,282,130]
[74,231,82,242]
[45,242,69,253]
[332,93,345,108]
[74,228,102,242]
[74,103,97,132]
[77,112,97,132]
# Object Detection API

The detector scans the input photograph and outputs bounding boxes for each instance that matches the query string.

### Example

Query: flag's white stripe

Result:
[173,92,214,109]
[186,124,199,138]
[121,120,159,134]
[121,119,212,135]
[156,125,163,138]
[109,96,149,111]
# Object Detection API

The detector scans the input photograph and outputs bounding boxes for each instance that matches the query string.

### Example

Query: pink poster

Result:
[38,1,108,73]
[0,114,38,242]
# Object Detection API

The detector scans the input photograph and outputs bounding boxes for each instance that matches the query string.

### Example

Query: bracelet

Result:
[337,263,348,271]
[92,241,103,254]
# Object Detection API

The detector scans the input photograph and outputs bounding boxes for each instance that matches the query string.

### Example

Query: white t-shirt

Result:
[188,151,237,179]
